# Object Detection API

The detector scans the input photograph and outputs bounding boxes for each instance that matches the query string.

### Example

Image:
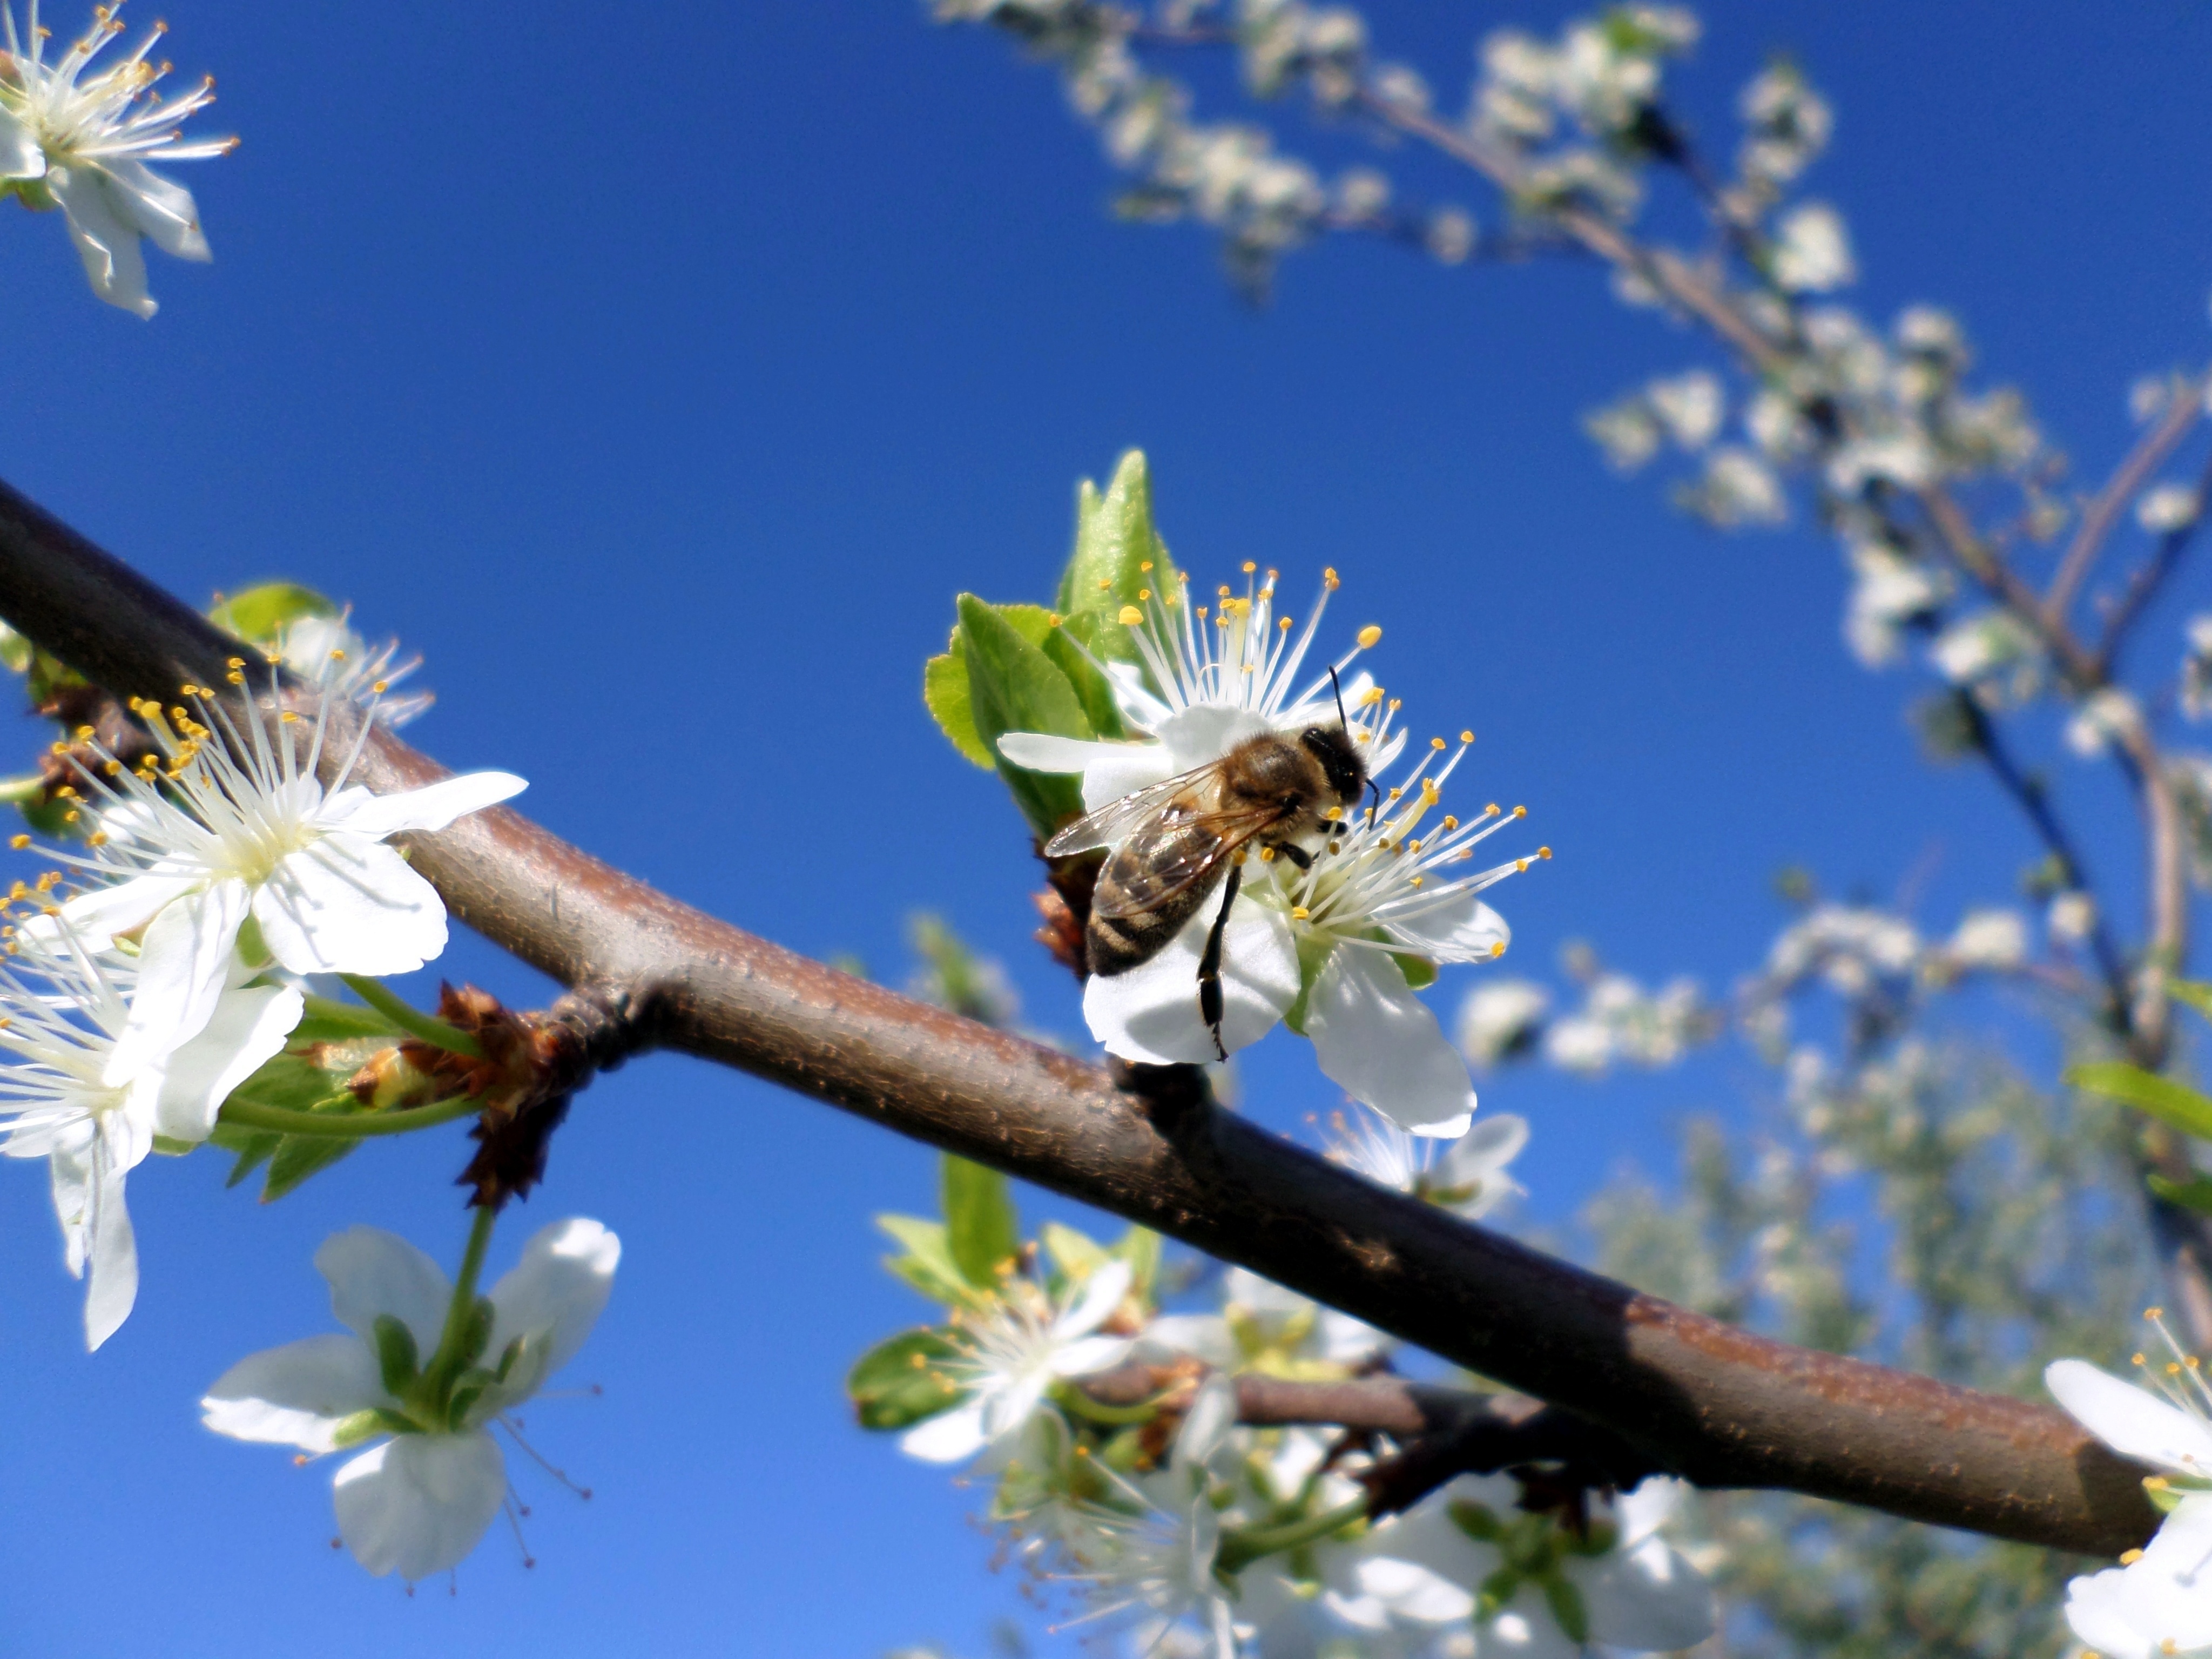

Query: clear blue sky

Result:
[1,2,2209,1655]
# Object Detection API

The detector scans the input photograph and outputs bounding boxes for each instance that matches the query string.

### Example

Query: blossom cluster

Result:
[858,1124,1718,1658]
[0,602,612,1583]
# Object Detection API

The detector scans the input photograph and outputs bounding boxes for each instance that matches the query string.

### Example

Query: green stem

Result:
[1215,1495,1371,1576]
[217,1094,480,1138]
[1051,1379,1169,1426]
[338,974,484,1059]
[423,1205,498,1388]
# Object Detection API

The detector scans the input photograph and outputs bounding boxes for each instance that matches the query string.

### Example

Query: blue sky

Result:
[1,2,2209,1655]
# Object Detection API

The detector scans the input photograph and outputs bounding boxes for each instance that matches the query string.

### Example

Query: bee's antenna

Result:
[1330,665,1348,734]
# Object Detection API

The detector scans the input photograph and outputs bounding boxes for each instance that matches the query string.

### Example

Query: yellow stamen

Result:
[1139,560,1153,573]
[1538,846,1553,859]
[1323,567,1340,590]
[1291,906,1310,920]
[1242,561,1256,574]
[1489,941,1506,958]
[1357,625,1382,649]
[1512,805,1527,818]
[1430,737,1446,751]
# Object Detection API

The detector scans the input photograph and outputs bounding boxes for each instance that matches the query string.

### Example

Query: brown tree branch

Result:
[2046,378,2206,627]
[0,475,2162,1557]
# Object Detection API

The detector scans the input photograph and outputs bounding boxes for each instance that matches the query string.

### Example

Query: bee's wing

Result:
[1088,804,1294,921]
[1042,761,1228,857]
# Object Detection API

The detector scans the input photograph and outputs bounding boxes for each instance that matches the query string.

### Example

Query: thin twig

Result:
[2047,376,2206,627]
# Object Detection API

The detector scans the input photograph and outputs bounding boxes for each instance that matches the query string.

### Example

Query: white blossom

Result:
[0,925,300,1347]
[1771,202,1856,293]
[1737,62,1832,187]
[1455,977,1550,1068]
[2048,1324,2212,1658]
[2048,890,2097,944]
[1324,1102,1527,1220]
[2066,687,2145,759]
[0,1,233,316]
[277,613,434,730]
[203,1218,619,1581]
[1647,369,1725,450]
[900,1260,1134,1465]
[1081,710,1535,1133]
[1943,908,2027,972]
[1930,608,2039,688]
[1680,446,1788,528]
[2182,615,2212,721]
[1145,1265,1388,1373]
[2140,483,2203,535]
[39,677,523,1071]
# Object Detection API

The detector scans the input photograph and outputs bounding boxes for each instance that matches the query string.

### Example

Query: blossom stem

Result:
[338,973,484,1059]
[1213,1494,1370,1574]
[215,1094,480,1138]
[0,772,44,804]
[1051,1378,1169,1426]
[421,1204,500,1393]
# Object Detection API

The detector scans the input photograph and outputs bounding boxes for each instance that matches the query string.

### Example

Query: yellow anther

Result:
[1410,875,1424,888]
[2120,1550,2144,1567]
[2164,1641,2180,1656]
[1257,846,1276,862]
[1325,806,1344,821]
[226,671,244,685]
[2148,1476,2171,1490]
[226,657,244,669]
[102,759,120,774]
[1421,780,1441,805]
[7,835,25,851]
[1489,941,1506,958]
[1387,698,1401,712]
[39,905,57,917]
[2170,1363,2184,1375]
[1242,561,1257,574]
[62,810,77,824]
[1388,787,1404,800]
[372,680,388,693]
[1117,605,1144,625]
[1357,625,1382,649]
[279,710,301,724]
[1538,846,1553,859]
[1431,737,1446,751]
[1460,730,1475,744]
[1139,560,1154,573]
[1442,815,1459,831]
[1098,578,1112,591]
[48,741,66,757]
[73,725,93,741]
[2136,1352,2150,1366]
[1323,567,1340,590]
[87,831,107,847]
[1196,605,1209,621]
[36,871,58,891]
[178,682,200,697]
[328,648,347,661]
[1278,617,1292,632]
[1291,906,1310,920]
[1512,805,1527,818]
[1516,859,1530,873]
[1137,589,1151,602]
[1485,803,1500,816]
[1359,686,1384,706]
[2149,1307,2167,1320]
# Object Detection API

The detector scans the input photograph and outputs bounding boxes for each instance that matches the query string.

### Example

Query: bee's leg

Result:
[1198,863,1242,1062]
[1272,840,1312,872]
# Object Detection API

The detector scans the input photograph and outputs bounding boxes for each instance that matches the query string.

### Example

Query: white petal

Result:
[201,1334,386,1453]
[150,984,303,1143]
[2065,1566,2157,1659]
[332,1432,508,1580]
[80,1123,140,1350]
[899,1399,990,1464]
[323,771,528,839]
[2047,1358,2212,1476]
[1486,1593,1586,1659]
[1105,662,1171,731]
[1382,891,1511,964]
[1083,744,1175,814]
[1576,1537,1717,1651]
[107,879,249,1080]
[1083,898,1297,1065]
[55,872,198,945]
[49,166,153,317]
[2108,1498,2212,1651]
[483,1217,621,1390]
[994,733,1125,774]
[100,158,210,260]
[1435,1111,1529,1186]
[318,1226,453,1354]
[1352,1556,1474,1625]
[1611,1474,1688,1547]
[1176,1374,1237,1468]
[1051,1258,1133,1341]
[1047,1334,1133,1378]
[1157,705,1271,773]
[1304,949,1476,1134]
[1137,1313,1237,1368]
[0,105,43,179]
[253,834,448,977]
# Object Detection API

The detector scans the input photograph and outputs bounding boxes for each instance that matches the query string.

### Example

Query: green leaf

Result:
[1393,952,1439,992]
[2149,1174,2212,1216]
[847,1327,966,1431]
[957,594,1091,840]
[1042,610,1128,741]
[1054,451,1181,665]
[230,1048,356,1112]
[1042,1221,1109,1282]
[2172,980,2212,1028]
[1540,1573,1590,1645]
[373,1313,421,1395]
[942,1154,1021,1287]
[2068,1061,2212,1141]
[292,994,405,1044]
[923,640,996,770]
[221,1132,281,1189]
[877,1213,980,1308]
[260,1130,359,1202]
[208,582,337,646]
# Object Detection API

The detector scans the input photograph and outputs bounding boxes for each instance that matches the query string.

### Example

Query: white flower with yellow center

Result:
[0,923,300,1348]
[1085,702,1541,1135]
[2048,1312,2212,1659]
[0,1,234,316]
[278,612,435,730]
[39,665,523,1070]
[997,564,1394,812]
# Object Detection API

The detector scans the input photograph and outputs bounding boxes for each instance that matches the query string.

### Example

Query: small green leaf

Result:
[1449,1499,1502,1541]
[208,582,337,646]
[260,1130,358,1202]
[957,594,1091,840]
[877,1213,979,1307]
[942,1154,1021,1287]
[291,994,404,1044]
[1042,611,1128,741]
[1042,1222,1109,1282]
[2149,1174,2212,1216]
[1054,451,1181,665]
[2068,1061,2212,1141]
[229,1048,357,1113]
[1112,1225,1162,1300]
[2172,980,2212,1027]
[1281,933,1339,1037]
[923,642,996,770]
[0,619,30,675]
[373,1314,421,1395]
[1393,952,1439,992]
[1540,1573,1590,1645]
[847,1326,967,1431]
[216,1130,280,1188]
[150,1135,198,1157]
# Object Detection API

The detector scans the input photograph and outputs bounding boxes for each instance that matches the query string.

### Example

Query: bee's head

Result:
[1299,724,1368,806]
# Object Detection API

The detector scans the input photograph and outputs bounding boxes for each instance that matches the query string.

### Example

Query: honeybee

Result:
[1045,706,1372,1060]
